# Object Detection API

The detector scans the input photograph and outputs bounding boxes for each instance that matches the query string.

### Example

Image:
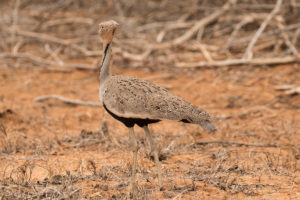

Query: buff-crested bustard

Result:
[98,20,216,193]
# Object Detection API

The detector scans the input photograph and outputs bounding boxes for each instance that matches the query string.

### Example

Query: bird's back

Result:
[101,75,216,131]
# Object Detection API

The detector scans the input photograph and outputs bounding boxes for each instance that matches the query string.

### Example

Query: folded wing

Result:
[102,76,216,131]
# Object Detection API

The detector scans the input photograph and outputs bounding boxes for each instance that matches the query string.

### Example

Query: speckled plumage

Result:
[98,20,216,192]
[100,75,216,131]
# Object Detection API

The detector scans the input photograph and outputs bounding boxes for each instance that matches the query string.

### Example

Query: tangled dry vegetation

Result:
[0,0,300,69]
[0,0,299,199]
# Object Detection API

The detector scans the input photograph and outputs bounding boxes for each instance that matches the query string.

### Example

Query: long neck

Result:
[99,42,112,85]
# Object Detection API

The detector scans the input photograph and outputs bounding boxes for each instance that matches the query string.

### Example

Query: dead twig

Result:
[172,189,189,200]
[136,20,195,32]
[41,17,94,29]
[198,43,213,62]
[145,74,174,81]
[10,28,71,45]
[176,56,299,68]
[0,123,7,136]
[6,28,102,56]
[155,21,197,43]
[253,38,277,52]
[45,44,64,66]
[0,52,96,70]
[182,77,204,90]
[171,0,236,46]
[11,0,21,43]
[8,28,152,60]
[121,47,152,62]
[11,39,24,55]
[292,28,300,46]
[237,106,277,119]
[275,85,300,95]
[225,16,254,48]
[276,16,300,57]
[35,95,101,107]
[243,0,282,60]
[193,141,293,148]
[227,22,300,49]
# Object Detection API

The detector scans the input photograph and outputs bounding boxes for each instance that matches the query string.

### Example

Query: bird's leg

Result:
[143,126,163,190]
[128,127,138,194]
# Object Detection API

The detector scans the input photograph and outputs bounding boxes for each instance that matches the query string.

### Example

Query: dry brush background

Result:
[0,0,299,199]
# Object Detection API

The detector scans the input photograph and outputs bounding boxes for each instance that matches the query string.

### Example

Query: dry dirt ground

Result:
[0,63,299,199]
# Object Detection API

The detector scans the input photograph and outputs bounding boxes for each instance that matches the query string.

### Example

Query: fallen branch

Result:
[136,20,195,32]
[198,43,213,62]
[276,16,300,57]
[6,28,102,56]
[10,28,71,45]
[121,48,152,62]
[148,0,237,50]
[11,39,24,55]
[176,56,299,68]
[35,95,101,106]
[145,74,174,81]
[44,44,64,66]
[11,0,20,43]
[292,28,300,45]
[275,84,300,95]
[243,0,282,60]
[182,77,204,90]
[193,140,293,148]
[252,38,277,52]
[225,16,254,48]
[7,28,152,60]
[171,0,236,46]
[0,52,96,70]
[41,17,94,29]
[155,21,200,43]
[227,22,300,49]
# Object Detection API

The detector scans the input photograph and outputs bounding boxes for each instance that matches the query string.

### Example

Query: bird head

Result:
[98,20,119,43]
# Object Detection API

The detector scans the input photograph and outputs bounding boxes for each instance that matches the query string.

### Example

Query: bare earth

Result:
[0,63,299,199]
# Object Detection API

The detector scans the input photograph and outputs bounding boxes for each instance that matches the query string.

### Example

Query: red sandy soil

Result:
[0,64,299,199]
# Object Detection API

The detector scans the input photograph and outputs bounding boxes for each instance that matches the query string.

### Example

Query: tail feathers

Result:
[180,118,217,132]
[199,120,217,132]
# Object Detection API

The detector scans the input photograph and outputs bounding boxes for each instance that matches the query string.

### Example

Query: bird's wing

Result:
[102,75,210,119]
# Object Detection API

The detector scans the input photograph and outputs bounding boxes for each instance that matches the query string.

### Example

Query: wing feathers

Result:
[102,75,216,131]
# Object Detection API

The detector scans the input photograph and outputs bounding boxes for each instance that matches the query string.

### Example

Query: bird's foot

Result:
[127,181,137,199]
[158,185,164,191]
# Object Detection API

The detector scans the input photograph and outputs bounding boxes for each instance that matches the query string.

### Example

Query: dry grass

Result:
[0,65,299,199]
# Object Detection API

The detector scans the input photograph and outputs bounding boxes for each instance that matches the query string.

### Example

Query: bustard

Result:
[98,20,216,192]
